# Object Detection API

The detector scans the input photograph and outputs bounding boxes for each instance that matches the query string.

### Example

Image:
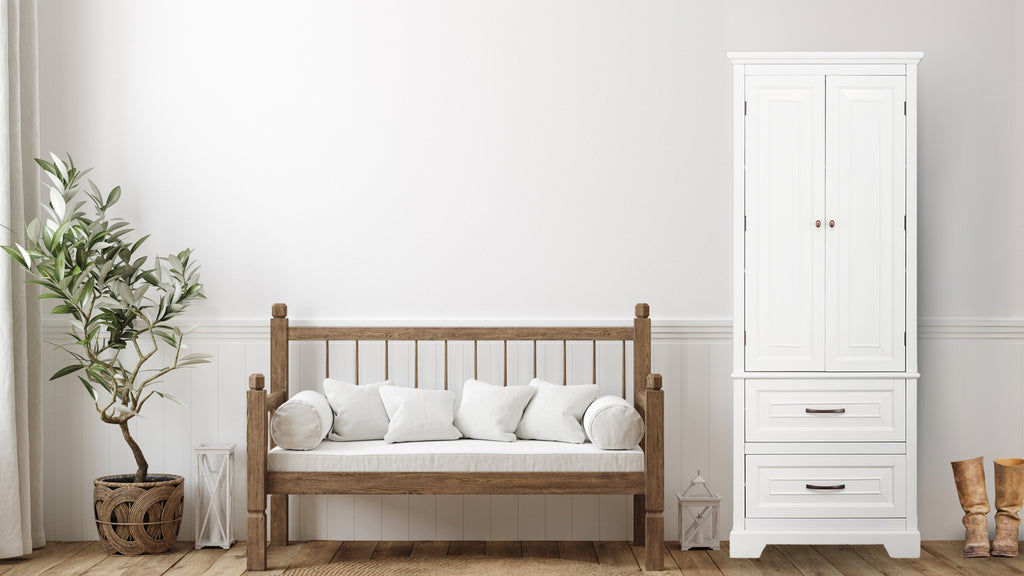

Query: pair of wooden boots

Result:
[952,457,1024,557]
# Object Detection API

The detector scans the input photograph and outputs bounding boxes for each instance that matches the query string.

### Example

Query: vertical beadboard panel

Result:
[568,340,600,539]
[161,348,192,538]
[536,341,564,384]
[80,354,109,540]
[596,339,631,540]
[48,347,84,541]
[381,495,410,540]
[464,495,491,539]
[707,342,733,537]
[41,348,56,540]
[571,496,600,540]
[655,341,687,542]
[296,342,328,540]
[490,496,518,540]
[508,341,533,387]
[544,496,572,540]
[517,495,546,540]
[409,495,436,540]
[436,495,464,540]
[326,495,355,540]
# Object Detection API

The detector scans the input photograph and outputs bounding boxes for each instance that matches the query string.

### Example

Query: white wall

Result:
[34,0,1024,542]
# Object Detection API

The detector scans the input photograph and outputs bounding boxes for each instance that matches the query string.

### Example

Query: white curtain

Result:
[0,0,42,559]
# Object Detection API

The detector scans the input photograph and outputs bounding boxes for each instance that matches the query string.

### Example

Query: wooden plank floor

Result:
[0,541,1017,575]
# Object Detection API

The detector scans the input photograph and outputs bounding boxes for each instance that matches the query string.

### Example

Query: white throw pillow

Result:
[270,390,333,451]
[322,378,391,441]
[515,379,599,444]
[583,395,645,450]
[379,385,462,443]
[454,379,536,442]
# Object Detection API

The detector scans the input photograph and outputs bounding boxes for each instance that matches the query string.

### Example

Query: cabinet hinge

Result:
[904,101,907,116]
[744,101,748,116]
[904,215,907,231]
[904,332,907,346]
[744,331,747,346]
[744,215,747,231]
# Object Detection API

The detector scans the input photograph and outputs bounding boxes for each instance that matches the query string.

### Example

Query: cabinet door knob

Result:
[815,220,822,228]
[829,219,836,228]
[805,408,846,414]
[806,484,846,491]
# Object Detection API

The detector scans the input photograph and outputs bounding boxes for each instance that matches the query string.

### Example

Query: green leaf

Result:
[26,218,40,242]
[51,364,84,380]
[77,376,98,401]
[54,251,65,281]
[50,153,68,182]
[130,234,150,255]
[154,329,177,347]
[177,353,212,366]
[50,304,76,315]
[155,391,185,408]
[105,186,121,209]
[49,186,66,220]
[1,245,29,268]
[34,157,54,174]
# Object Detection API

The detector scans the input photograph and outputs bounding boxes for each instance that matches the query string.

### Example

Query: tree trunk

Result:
[119,421,149,482]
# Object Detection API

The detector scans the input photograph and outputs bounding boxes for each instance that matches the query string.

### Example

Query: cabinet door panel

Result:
[825,76,906,371]
[745,76,825,371]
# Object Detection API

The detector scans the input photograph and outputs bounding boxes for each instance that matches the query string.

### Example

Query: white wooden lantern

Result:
[194,443,235,549]
[677,471,721,550]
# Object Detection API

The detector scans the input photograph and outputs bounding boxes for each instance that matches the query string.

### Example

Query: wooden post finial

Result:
[635,303,650,319]
[272,303,287,318]
[249,374,265,390]
[647,373,662,390]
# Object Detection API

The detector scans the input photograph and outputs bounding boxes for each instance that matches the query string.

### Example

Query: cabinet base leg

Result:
[729,530,920,559]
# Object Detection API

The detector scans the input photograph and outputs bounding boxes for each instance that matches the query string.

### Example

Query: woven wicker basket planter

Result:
[93,474,184,555]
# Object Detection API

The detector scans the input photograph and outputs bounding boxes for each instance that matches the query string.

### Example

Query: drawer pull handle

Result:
[806,484,846,490]
[805,408,846,414]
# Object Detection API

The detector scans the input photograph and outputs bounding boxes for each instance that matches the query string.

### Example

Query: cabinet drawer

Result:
[745,379,905,442]
[746,454,906,519]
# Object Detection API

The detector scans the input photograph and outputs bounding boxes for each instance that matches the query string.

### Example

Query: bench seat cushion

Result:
[268,439,642,473]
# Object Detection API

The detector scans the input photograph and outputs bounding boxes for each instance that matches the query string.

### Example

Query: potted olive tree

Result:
[2,155,208,555]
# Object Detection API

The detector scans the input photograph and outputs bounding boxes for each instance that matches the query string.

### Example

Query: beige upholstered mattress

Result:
[268,439,643,473]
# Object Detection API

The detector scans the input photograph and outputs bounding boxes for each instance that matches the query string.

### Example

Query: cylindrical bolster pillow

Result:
[270,390,334,450]
[583,395,645,450]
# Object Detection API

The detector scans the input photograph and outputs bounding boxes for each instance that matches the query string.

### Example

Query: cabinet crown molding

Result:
[728,52,923,65]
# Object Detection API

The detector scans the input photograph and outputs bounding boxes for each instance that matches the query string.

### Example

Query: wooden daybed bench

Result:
[247,303,665,571]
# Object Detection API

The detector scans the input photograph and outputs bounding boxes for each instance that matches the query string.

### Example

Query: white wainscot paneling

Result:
[40,318,733,543]
[44,318,1020,542]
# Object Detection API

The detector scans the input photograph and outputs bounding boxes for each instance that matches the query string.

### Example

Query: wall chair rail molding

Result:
[42,318,733,342]
[40,318,1022,341]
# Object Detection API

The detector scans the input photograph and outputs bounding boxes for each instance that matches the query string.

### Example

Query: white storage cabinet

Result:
[729,52,921,558]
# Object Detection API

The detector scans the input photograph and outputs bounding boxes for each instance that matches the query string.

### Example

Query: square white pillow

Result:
[454,379,536,442]
[322,378,391,441]
[515,379,599,443]
[378,385,462,444]
[270,390,334,451]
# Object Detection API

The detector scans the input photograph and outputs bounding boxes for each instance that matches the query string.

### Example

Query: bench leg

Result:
[645,511,665,571]
[247,512,266,571]
[633,494,646,546]
[270,494,289,546]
